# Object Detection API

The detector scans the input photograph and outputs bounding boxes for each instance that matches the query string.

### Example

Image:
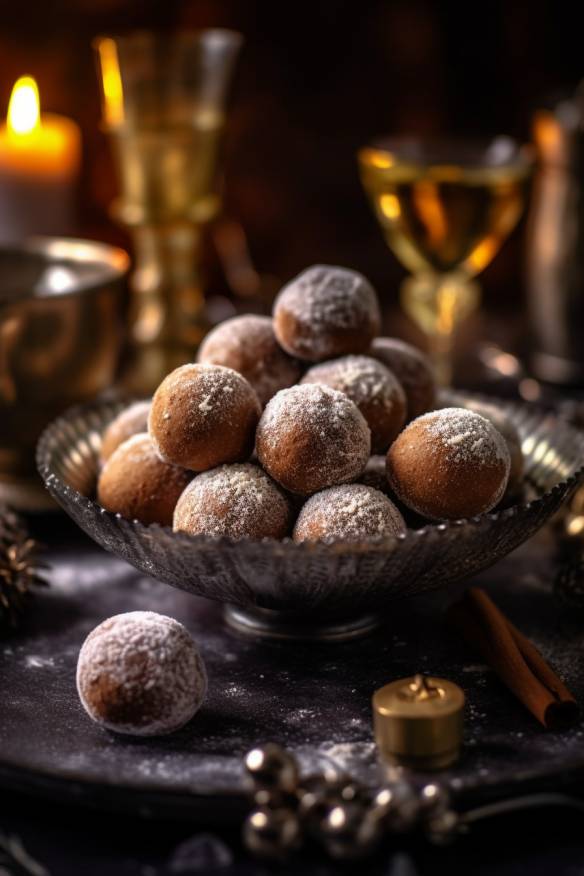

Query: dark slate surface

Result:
[1,516,584,822]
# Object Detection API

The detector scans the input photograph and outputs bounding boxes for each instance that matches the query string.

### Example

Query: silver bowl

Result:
[37,394,584,640]
[0,237,129,510]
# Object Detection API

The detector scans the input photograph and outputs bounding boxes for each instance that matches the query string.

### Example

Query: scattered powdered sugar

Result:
[294,484,406,542]
[25,654,55,669]
[274,265,381,358]
[197,315,301,406]
[302,355,405,412]
[423,407,510,468]
[76,611,207,736]
[173,463,291,539]
[256,383,371,494]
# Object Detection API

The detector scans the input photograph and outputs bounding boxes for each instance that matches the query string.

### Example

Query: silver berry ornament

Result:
[243,807,302,859]
[383,782,420,833]
[297,774,342,828]
[320,800,381,860]
[420,782,450,814]
[244,744,299,793]
[425,808,460,846]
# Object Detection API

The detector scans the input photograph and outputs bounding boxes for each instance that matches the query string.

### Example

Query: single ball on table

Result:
[462,399,524,500]
[301,355,406,452]
[173,463,292,540]
[149,364,261,471]
[386,408,510,521]
[293,484,406,543]
[97,433,192,526]
[370,337,437,421]
[256,383,371,495]
[76,611,207,736]
[100,400,151,464]
[273,265,381,362]
[197,315,302,406]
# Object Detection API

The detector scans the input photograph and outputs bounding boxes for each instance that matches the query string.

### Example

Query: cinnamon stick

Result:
[448,587,578,730]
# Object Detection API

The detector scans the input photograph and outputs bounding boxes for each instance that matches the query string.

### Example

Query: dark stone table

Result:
[2,515,584,873]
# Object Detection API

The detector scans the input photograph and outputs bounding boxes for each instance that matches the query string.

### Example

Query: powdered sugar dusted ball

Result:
[294,484,406,542]
[97,433,192,526]
[387,408,511,521]
[197,315,302,406]
[76,612,207,736]
[100,400,151,464]
[273,265,381,362]
[256,383,371,495]
[149,364,261,471]
[301,355,406,452]
[370,337,436,421]
[462,399,524,500]
[173,463,291,539]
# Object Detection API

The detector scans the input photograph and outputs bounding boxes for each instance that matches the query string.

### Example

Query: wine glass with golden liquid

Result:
[358,136,532,385]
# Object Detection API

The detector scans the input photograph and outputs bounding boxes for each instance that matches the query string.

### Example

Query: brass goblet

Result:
[94,30,242,390]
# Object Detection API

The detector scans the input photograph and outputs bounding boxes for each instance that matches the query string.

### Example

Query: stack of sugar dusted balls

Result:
[97,264,523,545]
[78,264,526,739]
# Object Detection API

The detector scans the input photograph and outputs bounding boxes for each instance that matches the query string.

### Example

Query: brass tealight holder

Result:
[94,29,242,391]
[373,674,465,770]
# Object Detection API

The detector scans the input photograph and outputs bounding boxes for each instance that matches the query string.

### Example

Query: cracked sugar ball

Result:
[173,463,292,539]
[273,265,381,362]
[256,383,371,495]
[301,355,406,452]
[149,364,261,471]
[293,484,406,543]
[370,337,436,421]
[386,407,511,521]
[100,400,151,463]
[97,433,192,526]
[197,315,302,406]
[76,611,207,736]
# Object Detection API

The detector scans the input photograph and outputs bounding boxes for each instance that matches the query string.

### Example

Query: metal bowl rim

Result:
[36,394,584,559]
[0,236,130,303]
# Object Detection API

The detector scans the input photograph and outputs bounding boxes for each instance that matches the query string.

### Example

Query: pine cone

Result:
[0,505,48,629]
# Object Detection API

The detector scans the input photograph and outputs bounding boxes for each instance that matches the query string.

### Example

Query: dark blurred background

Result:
[0,0,581,335]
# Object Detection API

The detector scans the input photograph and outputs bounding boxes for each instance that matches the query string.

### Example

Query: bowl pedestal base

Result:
[224,604,381,642]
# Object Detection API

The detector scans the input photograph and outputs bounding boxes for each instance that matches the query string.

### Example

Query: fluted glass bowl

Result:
[37,395,584,638]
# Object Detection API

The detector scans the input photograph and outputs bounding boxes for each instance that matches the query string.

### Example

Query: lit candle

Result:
[0,76,81,243]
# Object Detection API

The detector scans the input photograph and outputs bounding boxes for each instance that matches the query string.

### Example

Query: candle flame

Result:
[7,76,41,135]
[96,38,124,126]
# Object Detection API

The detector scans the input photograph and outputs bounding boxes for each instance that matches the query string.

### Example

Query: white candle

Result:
[0,76,81,243]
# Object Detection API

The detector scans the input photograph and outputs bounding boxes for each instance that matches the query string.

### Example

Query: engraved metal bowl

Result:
[0,237,129,510]
[37,394,584,639]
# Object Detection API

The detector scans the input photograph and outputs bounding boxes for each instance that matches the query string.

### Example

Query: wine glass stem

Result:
[429,319,454,387]
[429,276,462,386]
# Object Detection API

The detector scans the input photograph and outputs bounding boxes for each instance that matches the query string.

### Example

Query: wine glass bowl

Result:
[358,136,532,384]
